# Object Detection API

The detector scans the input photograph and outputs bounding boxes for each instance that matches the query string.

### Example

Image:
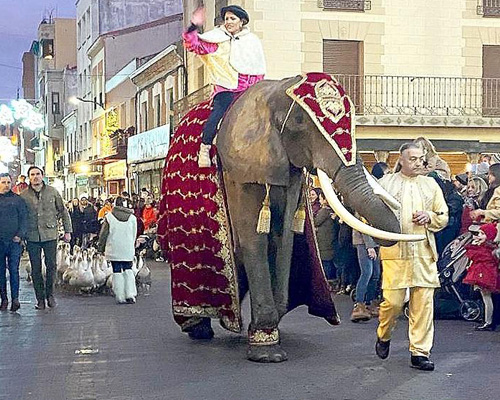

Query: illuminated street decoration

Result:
[0,136,18,173]
[0,100,44,130]
[0,105,15,125]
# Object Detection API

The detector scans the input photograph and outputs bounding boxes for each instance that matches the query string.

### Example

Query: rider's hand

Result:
[191,7,206,26]
[367,248,377,260]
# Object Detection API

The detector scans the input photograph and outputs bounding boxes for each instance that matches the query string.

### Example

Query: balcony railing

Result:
[319,0,370,11]
[333,75,500,117]
[173,85,212,127]
[478,0,500,16]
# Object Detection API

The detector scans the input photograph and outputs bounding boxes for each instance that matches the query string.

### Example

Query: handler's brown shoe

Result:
[198,144,212,168]
[351,303,371,322]
[0,300,8,311]
[367,304,379,318]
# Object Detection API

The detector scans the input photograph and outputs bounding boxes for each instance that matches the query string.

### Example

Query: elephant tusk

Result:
[363,167,401,210]
[317,169,425,243]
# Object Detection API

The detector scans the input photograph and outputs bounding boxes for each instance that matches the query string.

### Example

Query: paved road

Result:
[0,260,498,400]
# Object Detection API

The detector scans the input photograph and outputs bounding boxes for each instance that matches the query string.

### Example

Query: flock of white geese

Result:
[25,243,152,294]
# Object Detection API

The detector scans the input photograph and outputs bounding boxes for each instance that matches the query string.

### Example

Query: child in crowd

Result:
[463,223,500,331]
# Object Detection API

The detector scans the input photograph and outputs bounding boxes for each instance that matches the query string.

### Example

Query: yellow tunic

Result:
[378,172,449,290]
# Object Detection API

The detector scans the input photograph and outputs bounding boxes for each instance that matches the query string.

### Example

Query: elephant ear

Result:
[216,76,302,186]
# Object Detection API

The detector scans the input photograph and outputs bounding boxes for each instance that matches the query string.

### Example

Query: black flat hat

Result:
[221,5,249,24]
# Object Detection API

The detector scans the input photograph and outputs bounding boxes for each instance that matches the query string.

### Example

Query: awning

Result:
[129,158,165,173]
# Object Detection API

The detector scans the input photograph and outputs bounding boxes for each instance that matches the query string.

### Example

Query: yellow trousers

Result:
[376,287,435,357]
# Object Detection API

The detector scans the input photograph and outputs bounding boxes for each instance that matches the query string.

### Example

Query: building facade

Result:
[129,45,185,198]
[181,0,500,173]
[74,0,183,199]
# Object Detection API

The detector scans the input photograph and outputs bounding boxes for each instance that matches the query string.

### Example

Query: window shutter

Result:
[483,45,500,116]
[323,40,363,113]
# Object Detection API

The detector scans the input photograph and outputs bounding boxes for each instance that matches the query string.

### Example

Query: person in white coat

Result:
[97,197,137,304]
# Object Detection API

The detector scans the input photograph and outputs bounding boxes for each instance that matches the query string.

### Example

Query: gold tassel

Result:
[291,202,306,234]
[256,184,271,234]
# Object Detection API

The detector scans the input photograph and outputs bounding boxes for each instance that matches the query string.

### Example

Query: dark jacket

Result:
[314,206,335,260]
[80,204,99,234]
[21,184,72,242]
[97,206,135,253]
[0,190,28,241]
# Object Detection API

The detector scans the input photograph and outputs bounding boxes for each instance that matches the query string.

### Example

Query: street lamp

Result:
[69,96,105,110]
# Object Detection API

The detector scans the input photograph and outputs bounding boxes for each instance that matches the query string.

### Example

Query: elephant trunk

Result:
[317,162,424,247]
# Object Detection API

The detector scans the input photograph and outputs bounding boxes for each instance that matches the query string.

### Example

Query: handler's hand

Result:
[63,233,71,243]
[412,211,430,226]
[12,236,21,243]
[367,248,377,260]
[191,7,206,26]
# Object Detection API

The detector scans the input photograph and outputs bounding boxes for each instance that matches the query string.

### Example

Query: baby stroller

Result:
[435,232,482,321]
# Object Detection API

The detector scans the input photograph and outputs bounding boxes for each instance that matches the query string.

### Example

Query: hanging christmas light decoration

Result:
[0,105,15,126]
[0,100,44,130]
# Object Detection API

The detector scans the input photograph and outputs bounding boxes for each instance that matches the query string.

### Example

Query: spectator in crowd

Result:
[98,199,113,221]
[313,190,336,282]
[459,176,488,235]
[414,136,451,181]
[375,143,448,371]
[470,163,500,223]
[142,196,158,231]
[140,187,151,200]
[98,196,138,304]
[68,198,83,250]
[121,191,131,207]
[351,227,380,322]
[428,171,464,254]
[335,208,359,295]
[21,166,72,310]
[12,174,28,195]
[371,162,390,180]
[79,196,100,248]
[0,173,27,312]
[463,223,500,331]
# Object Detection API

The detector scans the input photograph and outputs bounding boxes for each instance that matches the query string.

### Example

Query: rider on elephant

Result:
[183,5,266,168]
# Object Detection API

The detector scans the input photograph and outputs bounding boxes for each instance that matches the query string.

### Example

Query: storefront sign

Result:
[76,175,88,186]
[127,125,170,164]
[104,159,127,181]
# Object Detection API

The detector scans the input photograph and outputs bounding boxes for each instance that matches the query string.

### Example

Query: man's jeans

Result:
[0,240,22,301]
[355,244,381,304]
[26,240,57,301]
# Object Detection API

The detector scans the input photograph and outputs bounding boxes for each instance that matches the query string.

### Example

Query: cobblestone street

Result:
[0,260,499,400]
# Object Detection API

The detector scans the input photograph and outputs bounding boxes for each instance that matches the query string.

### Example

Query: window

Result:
[481,0,500,17]
[52,92,60,114]
[323,39,364,113]
[154,94,161,127]
[166,88,174,134]
[41,39,54,59]
[141,101,148,132]
[483,45,500,116]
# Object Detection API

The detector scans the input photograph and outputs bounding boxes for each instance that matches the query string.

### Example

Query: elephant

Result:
[158,73,423,363]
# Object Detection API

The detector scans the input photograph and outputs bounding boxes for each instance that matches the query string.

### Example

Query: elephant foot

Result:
[247,344,288,363]
[187,318,214,340]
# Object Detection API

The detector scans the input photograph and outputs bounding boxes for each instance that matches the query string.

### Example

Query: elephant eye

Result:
[294,115,303,124]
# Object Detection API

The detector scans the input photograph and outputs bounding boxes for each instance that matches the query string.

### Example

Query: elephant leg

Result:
[224,179,287,362]
[271,168,303,318]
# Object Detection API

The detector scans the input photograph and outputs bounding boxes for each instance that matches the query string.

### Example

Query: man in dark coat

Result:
[21,166,72,310]
[0,173,27,312]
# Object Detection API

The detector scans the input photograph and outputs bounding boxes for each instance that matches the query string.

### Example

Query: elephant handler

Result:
[375,143,448,371]
[183,5,266,168]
